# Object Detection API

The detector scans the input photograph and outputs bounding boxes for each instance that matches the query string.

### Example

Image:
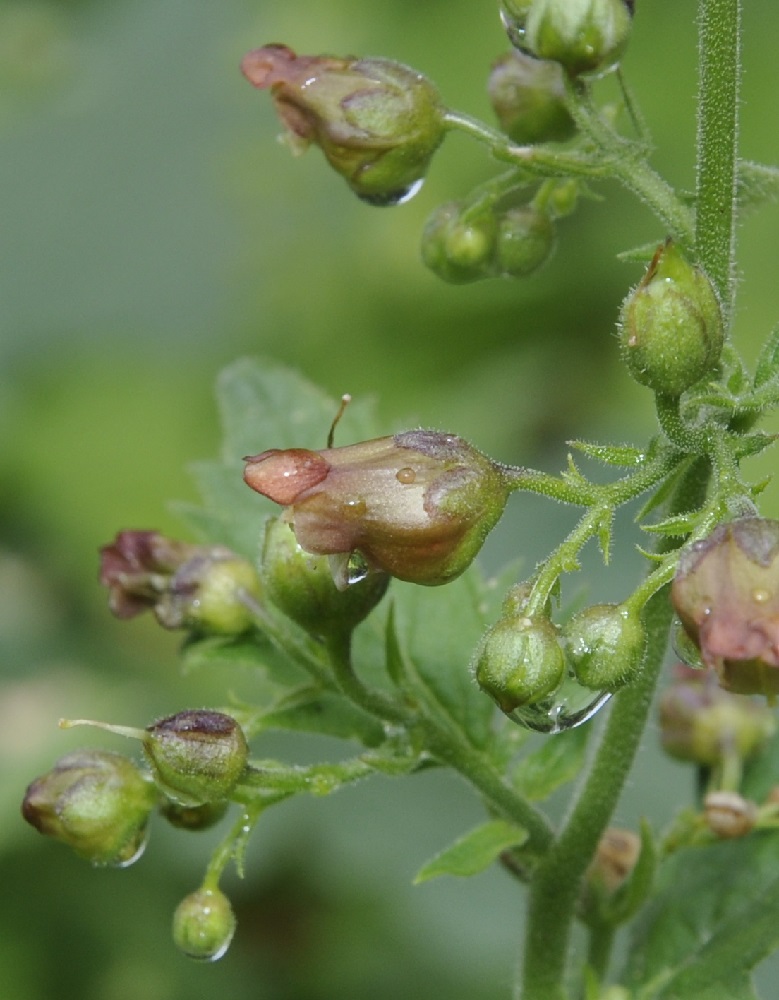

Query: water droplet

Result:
[506,680,612,734]
[499,7,527,47]
[345,551,370,585]
[753,588,770,604]
[356,177,424,207]
[396,467,416,484]
[101,825,149,868]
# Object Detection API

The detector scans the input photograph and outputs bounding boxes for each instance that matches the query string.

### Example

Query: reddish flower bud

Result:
[244,431,514,587]
[99,531,262,635]
[241,44,445,205]
[672,519,779,695]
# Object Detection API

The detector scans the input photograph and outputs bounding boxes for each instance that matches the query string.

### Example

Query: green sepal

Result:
[736,160,779,214]
[616,241,664,264]
[733,430,778,461]
[622,834,779,996]
[512,725,590,802]
[568,439,645,468]
[413,819,528,884]
[641,511,699,537]
[753,324,779,389]
[634,458,697,524]
[597,819,657,927]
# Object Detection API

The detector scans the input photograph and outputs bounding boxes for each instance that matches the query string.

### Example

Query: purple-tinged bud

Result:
[144,711,249,807]
[562,603,646,691]
[99,531,262,635]
[671,519,779,696]
[421,201,498,284]
[522,0,633,78]
[474,613,565,714]
[173,888,236,961]
[495,205,556,278]
[241,44,445,206]
[244,431,514,587]
[704,790,757,839]
[619,240,724,397]
[261,516,388,636]
[21,750,157,867]
[159,799,229,832]
[658,666,775,765]
[488,50,575,144]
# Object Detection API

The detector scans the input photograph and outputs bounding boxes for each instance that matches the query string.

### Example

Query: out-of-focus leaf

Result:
[512,724,590,801]
[616,241,661,264]
[753,325,779,389]
[413,820,527,884]
[623,834,779,996]
[600,819,657,926]
[737,160,779,213]
[259,689,385,747]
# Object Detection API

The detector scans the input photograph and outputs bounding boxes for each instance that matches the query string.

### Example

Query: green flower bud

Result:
[244,430,514,587]
[523,0,633,78]
[172,888,236,961]
[241,45,445,205]
[159,798,229,832]
[421,201,498,284]
[496,205,556,278]
[99,531,262,635]
[562,603,646,691]
[672,518,779,696]
[658,666,775,766]
[499,1,534,49]
[261,516,388,637]
[474,613,565,714]
[619,240,724,397]
[144,711,249,807]
[21,750,157,867]
[488,50,575,144]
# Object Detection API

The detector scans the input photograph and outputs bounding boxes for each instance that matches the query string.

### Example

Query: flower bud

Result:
[173,888,236,962]
[474,612,565,714]
[619,240,724,397]
[421,201,498,284]
[495,205,556,278]
[704,790,757,839]
[522,0,633,78]
[261,516,388,637]
[99,531,262,635]
[144,711,249,807]
[658,666,775,766]
[671,518,779,696]
[499,1,534,49]
[562,603,646,691]
[488,50,575,144]
[586,826,641,894]
[244,430,514,587]
[22,750,157,867]
[241,44,445,205]
[159,799,229,832]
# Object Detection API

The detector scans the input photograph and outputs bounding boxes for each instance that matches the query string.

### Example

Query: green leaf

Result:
[391,563,518,749]
[616,241,661,264]
[753,325,779,388]
[737,160,779,214]
[413,819,528,884]
[635,458,695,524]
[568,440,645,468]
[623,834,779,996]
[259,689,386,747]
[602,819,657,926]
[733,431,778,460]
[641,511,698,537]
[512,724,590,802]
[384,601,409,688]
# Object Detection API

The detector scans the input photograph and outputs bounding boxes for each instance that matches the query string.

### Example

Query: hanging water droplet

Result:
[345,550,370,585]
[506,679,612,734]
[101,825,149,869]
[499,6,527,48]
[356,177,424,207]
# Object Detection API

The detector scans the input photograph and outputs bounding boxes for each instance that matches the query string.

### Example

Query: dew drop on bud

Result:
[356,177,425,207]
[101,825,149,869]
[508,682,612,733]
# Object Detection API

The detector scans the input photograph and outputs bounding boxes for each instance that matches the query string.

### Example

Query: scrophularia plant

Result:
[22,1,779,995]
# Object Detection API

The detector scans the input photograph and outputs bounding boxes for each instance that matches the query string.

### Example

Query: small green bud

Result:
[173,888,236,961]
[159,799,229,832]
[523,0,633,78]
[241,45,445,205]
[562,603,646,691]
[99,531,262,635]
[474,613,565,714]
[658,666,775,766]
[144,711,249,807]
[496,205,556,278]
[261,516,388,637]
[672,519,779,696]
[421,201,498,284]
[244,430,514,587]
[619,240,724,397]
[22,750,156,867]
[488,50,575,144]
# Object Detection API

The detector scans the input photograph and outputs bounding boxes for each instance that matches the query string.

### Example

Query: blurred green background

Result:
[2,1,778,998]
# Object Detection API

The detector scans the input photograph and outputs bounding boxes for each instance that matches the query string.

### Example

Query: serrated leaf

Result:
[391,563,519,750]
[754,325,779,389]
[568,440,645,467]
[617,241,661,264]
[641,512,698,537]
[259,690,385,747]
[513,725,590,801]
[623,834,779,996]
[734,431,778,460]
[413,820,528,884]
[737,160,779,214]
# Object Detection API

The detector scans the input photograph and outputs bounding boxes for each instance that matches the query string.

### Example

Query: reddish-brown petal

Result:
[243,448,330,506]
